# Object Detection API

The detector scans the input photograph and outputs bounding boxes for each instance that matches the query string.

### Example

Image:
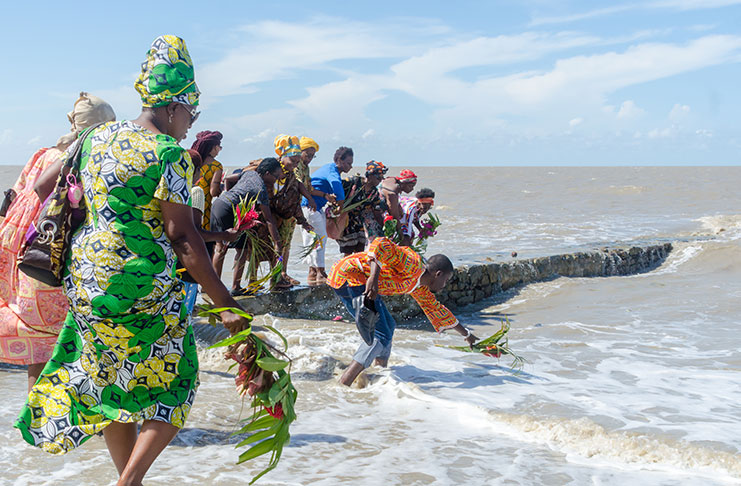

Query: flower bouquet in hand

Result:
[383,215,404,244]
[411,213,442,255]
[437,318,526,371]
[234,195,260,231]
[199,305,298,484]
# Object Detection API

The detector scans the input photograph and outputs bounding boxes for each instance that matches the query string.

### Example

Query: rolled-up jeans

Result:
[334,284,397,368]
[301,206,327,268]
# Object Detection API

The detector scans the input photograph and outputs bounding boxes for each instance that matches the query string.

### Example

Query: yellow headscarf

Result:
[274,134,301,157]
[299,136,319,152]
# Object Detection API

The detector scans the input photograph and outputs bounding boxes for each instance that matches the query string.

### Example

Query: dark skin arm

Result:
[209,169,223,197]
[223,172,242,192]
[34,159,65,201]
[161,200,248,334]
[382,182,403,221]
[297,181,317,211]
[192,208,240,243]
[259,203,282,254]
[363,258,381,301]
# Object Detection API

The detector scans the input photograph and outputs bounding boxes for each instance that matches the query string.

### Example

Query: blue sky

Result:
[1,1,740,166]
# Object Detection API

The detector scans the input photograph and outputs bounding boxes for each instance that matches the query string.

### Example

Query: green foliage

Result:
[200,305,298,484]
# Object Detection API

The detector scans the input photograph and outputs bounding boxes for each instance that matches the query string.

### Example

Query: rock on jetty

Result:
[222,243,672,322]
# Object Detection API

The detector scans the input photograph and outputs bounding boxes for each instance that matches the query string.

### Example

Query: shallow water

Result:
[0,166,740,485]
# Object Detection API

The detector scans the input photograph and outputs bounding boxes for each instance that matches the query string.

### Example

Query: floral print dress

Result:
[15,121,198,454]
[196,159,222,230]
[0,147,68,365]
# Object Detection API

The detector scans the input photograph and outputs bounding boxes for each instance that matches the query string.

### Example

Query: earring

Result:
[168,113,173,123]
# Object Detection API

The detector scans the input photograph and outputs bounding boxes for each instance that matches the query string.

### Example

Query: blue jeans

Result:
[334,284,397,368]
[182,282,199,316]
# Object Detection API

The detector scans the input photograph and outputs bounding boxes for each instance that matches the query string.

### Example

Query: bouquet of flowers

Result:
[438,318,526,371]
[383,215,403,244]
[231,196,283,293]
[199,305,298,484]
[417,213,441,239]
[411,213,442,255]
[234,195,261,231]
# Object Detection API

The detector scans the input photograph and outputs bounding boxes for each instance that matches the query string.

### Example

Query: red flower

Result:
[482,345,502,358]
[235,208,260,231]
[264,403,284,419]
[383,214,395,223]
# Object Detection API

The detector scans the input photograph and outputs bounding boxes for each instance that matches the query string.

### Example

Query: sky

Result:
[0,0,740,166]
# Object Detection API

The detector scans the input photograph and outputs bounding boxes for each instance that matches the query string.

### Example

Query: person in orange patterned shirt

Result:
[328,237,478,386]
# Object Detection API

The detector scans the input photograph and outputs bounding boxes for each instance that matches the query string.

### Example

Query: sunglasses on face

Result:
[178,103,200,125]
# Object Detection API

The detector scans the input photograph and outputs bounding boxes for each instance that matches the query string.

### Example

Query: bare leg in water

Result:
[339,357,388,386]
[104,419,179,486]
[27,363,46,392]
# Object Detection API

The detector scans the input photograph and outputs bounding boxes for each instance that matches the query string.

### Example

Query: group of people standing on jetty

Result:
[0,35,479,485]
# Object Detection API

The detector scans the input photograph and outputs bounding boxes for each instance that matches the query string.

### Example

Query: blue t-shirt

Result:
[301,162,346,210]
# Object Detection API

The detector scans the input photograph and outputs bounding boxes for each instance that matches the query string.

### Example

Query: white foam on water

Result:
[386,378,741,483]
[696,214,741,240]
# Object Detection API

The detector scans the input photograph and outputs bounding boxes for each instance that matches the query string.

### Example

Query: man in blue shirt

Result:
[301,146,354,284]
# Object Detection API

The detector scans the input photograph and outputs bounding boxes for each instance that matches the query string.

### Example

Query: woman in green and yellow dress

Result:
[15,35,249,486]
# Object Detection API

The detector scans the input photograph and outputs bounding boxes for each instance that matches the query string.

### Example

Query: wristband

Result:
[461,327,471,338]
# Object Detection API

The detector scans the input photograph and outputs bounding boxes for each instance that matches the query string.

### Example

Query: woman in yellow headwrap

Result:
[269,135,315,287]
[14,35,249,486]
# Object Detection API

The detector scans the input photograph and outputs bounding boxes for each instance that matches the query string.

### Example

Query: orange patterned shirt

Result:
[327,237,458,332]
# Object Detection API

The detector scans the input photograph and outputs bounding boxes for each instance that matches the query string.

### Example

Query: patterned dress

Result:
[327,237,459,332]
[196,159,222,230]
[15,121,198,454]
[337,176,385,251]
[0,147,68,365]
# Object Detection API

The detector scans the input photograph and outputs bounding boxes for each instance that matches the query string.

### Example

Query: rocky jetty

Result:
[218,243,672,322]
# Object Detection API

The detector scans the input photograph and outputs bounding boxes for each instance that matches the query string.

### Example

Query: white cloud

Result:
[695,128,713,137]
[198,18,435,98]
[242,128,275,144]
[669,103,691,122]
[27,135,42,146]
[362,129,375,139]
[569,117,584,127]
[617,100,645,119]
[530,0,741,26]
[647,127,675,138]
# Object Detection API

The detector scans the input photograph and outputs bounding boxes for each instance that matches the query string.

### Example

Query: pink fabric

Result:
[0,147,68,365]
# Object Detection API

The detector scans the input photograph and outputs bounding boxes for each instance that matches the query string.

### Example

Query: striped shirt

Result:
[327,237,458,332]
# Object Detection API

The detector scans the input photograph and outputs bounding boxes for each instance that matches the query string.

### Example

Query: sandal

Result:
[283,275,301,286]
[273,279,294,290]
[230,287,248,297]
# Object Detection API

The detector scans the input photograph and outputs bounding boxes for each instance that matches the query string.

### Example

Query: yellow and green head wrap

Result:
[274,134,301,157]
[135,35,200,108]
[299,136,319,152]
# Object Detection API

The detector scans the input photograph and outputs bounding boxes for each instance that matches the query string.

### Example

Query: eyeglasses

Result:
[178,103,200,125]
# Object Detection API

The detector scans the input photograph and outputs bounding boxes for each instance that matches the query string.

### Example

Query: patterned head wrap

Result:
[299,136,319,152]
[134,35,200,108]
[274,134,301,157]
[56,92,116,147]
[191,130,223,160]
[397,169,418,183]
[365,160,388,178]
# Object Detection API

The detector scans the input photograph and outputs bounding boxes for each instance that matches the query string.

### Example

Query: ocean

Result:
[0,165,739,485]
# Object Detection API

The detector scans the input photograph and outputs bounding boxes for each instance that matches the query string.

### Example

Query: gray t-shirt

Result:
[220,170,269,207]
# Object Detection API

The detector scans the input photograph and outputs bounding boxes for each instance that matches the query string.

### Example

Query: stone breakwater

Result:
[194,243,672,339]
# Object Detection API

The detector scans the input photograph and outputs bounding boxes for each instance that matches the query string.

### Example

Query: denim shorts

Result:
[334,284,397,368]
